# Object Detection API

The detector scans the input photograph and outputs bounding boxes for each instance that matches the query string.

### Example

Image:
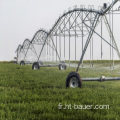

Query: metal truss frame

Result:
[16,0,120,71]
[35,0,120,72]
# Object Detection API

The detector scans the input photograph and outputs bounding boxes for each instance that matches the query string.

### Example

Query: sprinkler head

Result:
[103,3,107,10]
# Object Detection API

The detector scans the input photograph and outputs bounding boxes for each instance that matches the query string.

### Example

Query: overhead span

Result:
[30,29,48,45]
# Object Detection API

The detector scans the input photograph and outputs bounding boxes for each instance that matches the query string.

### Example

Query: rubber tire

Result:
[14,61,17,64]
[59,64,66,70]
[59,61,66,70]
[20,61,25,65]
[66,72,82,88]
[32,62,40,70]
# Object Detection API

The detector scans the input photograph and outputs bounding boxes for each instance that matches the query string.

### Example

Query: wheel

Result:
[59,61,66,70]
[32,62,40,70]
[59,64,66,70]
[20,61,25,65]
[66,72,82,88]
[14,61,17,64]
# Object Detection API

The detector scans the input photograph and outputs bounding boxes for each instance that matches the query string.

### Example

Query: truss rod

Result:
[76,13,100,72]
[103,15,120,59]
[83,22,116,50]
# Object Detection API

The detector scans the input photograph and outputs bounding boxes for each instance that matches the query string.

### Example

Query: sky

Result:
[0,0,119,61]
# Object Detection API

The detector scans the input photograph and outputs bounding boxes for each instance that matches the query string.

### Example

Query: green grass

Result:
[0,62,120,120]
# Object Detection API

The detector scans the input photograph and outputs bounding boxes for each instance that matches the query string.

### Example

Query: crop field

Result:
[0,61,120,120]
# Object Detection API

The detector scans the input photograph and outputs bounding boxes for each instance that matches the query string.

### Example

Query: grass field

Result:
[0,61,120,120]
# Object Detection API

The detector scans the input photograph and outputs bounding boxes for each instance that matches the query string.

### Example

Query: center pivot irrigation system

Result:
[15,0,120,88]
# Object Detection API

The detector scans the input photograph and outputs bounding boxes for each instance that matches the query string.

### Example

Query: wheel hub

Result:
[69,77,79,88]
[34,65,38,70]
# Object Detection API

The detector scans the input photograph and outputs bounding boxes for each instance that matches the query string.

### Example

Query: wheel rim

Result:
[61,65,64,70]
[34,64,38,70]
[69,77,79,88]
[61,64,65,70]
